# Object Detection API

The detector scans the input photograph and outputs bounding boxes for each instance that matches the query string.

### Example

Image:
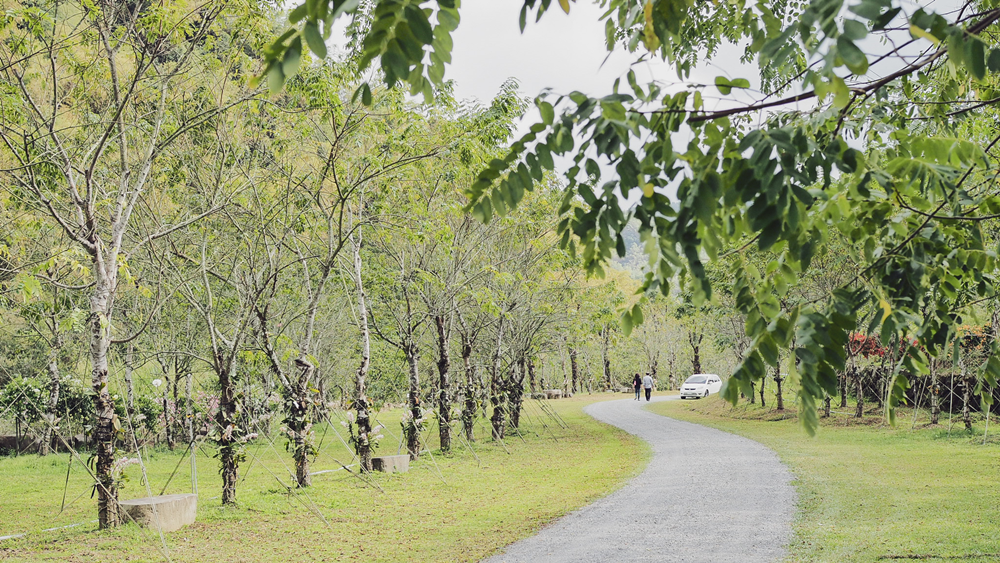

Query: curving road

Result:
[482,395,796,563]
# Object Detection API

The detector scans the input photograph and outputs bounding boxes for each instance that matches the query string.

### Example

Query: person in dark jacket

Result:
[632,373,642,401]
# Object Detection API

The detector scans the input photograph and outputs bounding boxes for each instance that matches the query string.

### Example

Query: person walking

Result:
[642,373,654,401]
[632,373,642,401]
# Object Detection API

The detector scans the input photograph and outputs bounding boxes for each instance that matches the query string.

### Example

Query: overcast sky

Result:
[327,2,759,116]
[447,3,758,111]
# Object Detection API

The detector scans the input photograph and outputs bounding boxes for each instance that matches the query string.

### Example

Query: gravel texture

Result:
[481,395,796,563]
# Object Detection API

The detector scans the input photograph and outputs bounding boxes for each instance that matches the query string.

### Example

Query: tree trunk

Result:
[173,357,184,445]
[961,359,973,431]
[689,331,703,374]
[435,314,452,453]
[461,335,476,443]
[162,375,174,450]
[775,365,785,411]
[186,370,194,443]
[823,395,831,418]
[601,326,612,390]
[758,376,766,407]
[405,341,422,460]
[124,342,136,448]
[528,356,537,394]
[509,357,526,429]
[930,363,941,425]
[291,363,315,487]
[839,370,848,408]
[352,234,373,472]
[490,318,505,441]
[665,351,676,390]
[569,347,579,394]
[855,368,865,418]
[748,380,756,404]
[876,366,886,409]
[289,376,315,487]
[39,335,62,457]
[217,359,239,505]
[90,282,119,528]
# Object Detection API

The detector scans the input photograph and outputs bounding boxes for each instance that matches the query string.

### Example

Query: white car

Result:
[679,374,723,399]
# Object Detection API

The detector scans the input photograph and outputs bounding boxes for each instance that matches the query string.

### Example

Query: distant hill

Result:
[610,219,645,279]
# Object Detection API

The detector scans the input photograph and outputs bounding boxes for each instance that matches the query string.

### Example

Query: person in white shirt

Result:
[642,373,654,401]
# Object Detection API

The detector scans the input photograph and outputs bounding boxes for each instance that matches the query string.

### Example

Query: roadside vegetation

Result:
[0,395,647,563]
[651,391,1000,563]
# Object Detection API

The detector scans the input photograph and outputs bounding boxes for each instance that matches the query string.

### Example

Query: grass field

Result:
[0,394,648,563]
[649,393,1000,562]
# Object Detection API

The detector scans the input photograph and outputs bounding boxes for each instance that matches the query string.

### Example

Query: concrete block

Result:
[544,389,563,399]
[371,455,410,474]
[120,494,197,532]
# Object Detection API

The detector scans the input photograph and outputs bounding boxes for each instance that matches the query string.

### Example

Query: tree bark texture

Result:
[216,358,239,505]
[528,355,537,394]
[405,341,422,460]
[435,314,452,453]
[460,335,476,443]
[961,359,973,430]
[186,370,194,443]
[352,235,374,472]
[855,368,865,418]
[689,331,703,375]
[509,357,526,430]
[162,375,174,450]
[490,318,505,441]
[291,363,315,487]
[775,365,785,411]
[89,276,120,528]
[601,326,611,390]
[569,347,579,394]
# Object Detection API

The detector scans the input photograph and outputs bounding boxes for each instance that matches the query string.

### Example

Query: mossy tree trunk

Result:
[435,314,452,453]
[569,347,579,394]
[855,369,865,418]
[774,364,785,412]
[353,234,374,472]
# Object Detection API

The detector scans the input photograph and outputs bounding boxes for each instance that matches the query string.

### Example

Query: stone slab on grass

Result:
[372,455,410,474]
[120,493,197,532]
[544,389,563,399]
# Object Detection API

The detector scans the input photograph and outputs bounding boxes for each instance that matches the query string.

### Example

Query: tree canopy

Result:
[267,0,1000,433]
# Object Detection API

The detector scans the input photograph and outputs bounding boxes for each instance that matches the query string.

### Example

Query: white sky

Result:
[439,2,759,200]
[447,3,759,118]
[327,2,760,119]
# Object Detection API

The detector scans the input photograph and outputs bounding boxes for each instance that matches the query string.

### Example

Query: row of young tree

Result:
[0,0,742,530]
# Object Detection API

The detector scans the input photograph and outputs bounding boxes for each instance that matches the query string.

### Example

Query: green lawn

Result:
[649,395,1000,562]
[0,394,648,562]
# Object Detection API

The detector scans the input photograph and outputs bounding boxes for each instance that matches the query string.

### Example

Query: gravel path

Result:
[482,395,796,563]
